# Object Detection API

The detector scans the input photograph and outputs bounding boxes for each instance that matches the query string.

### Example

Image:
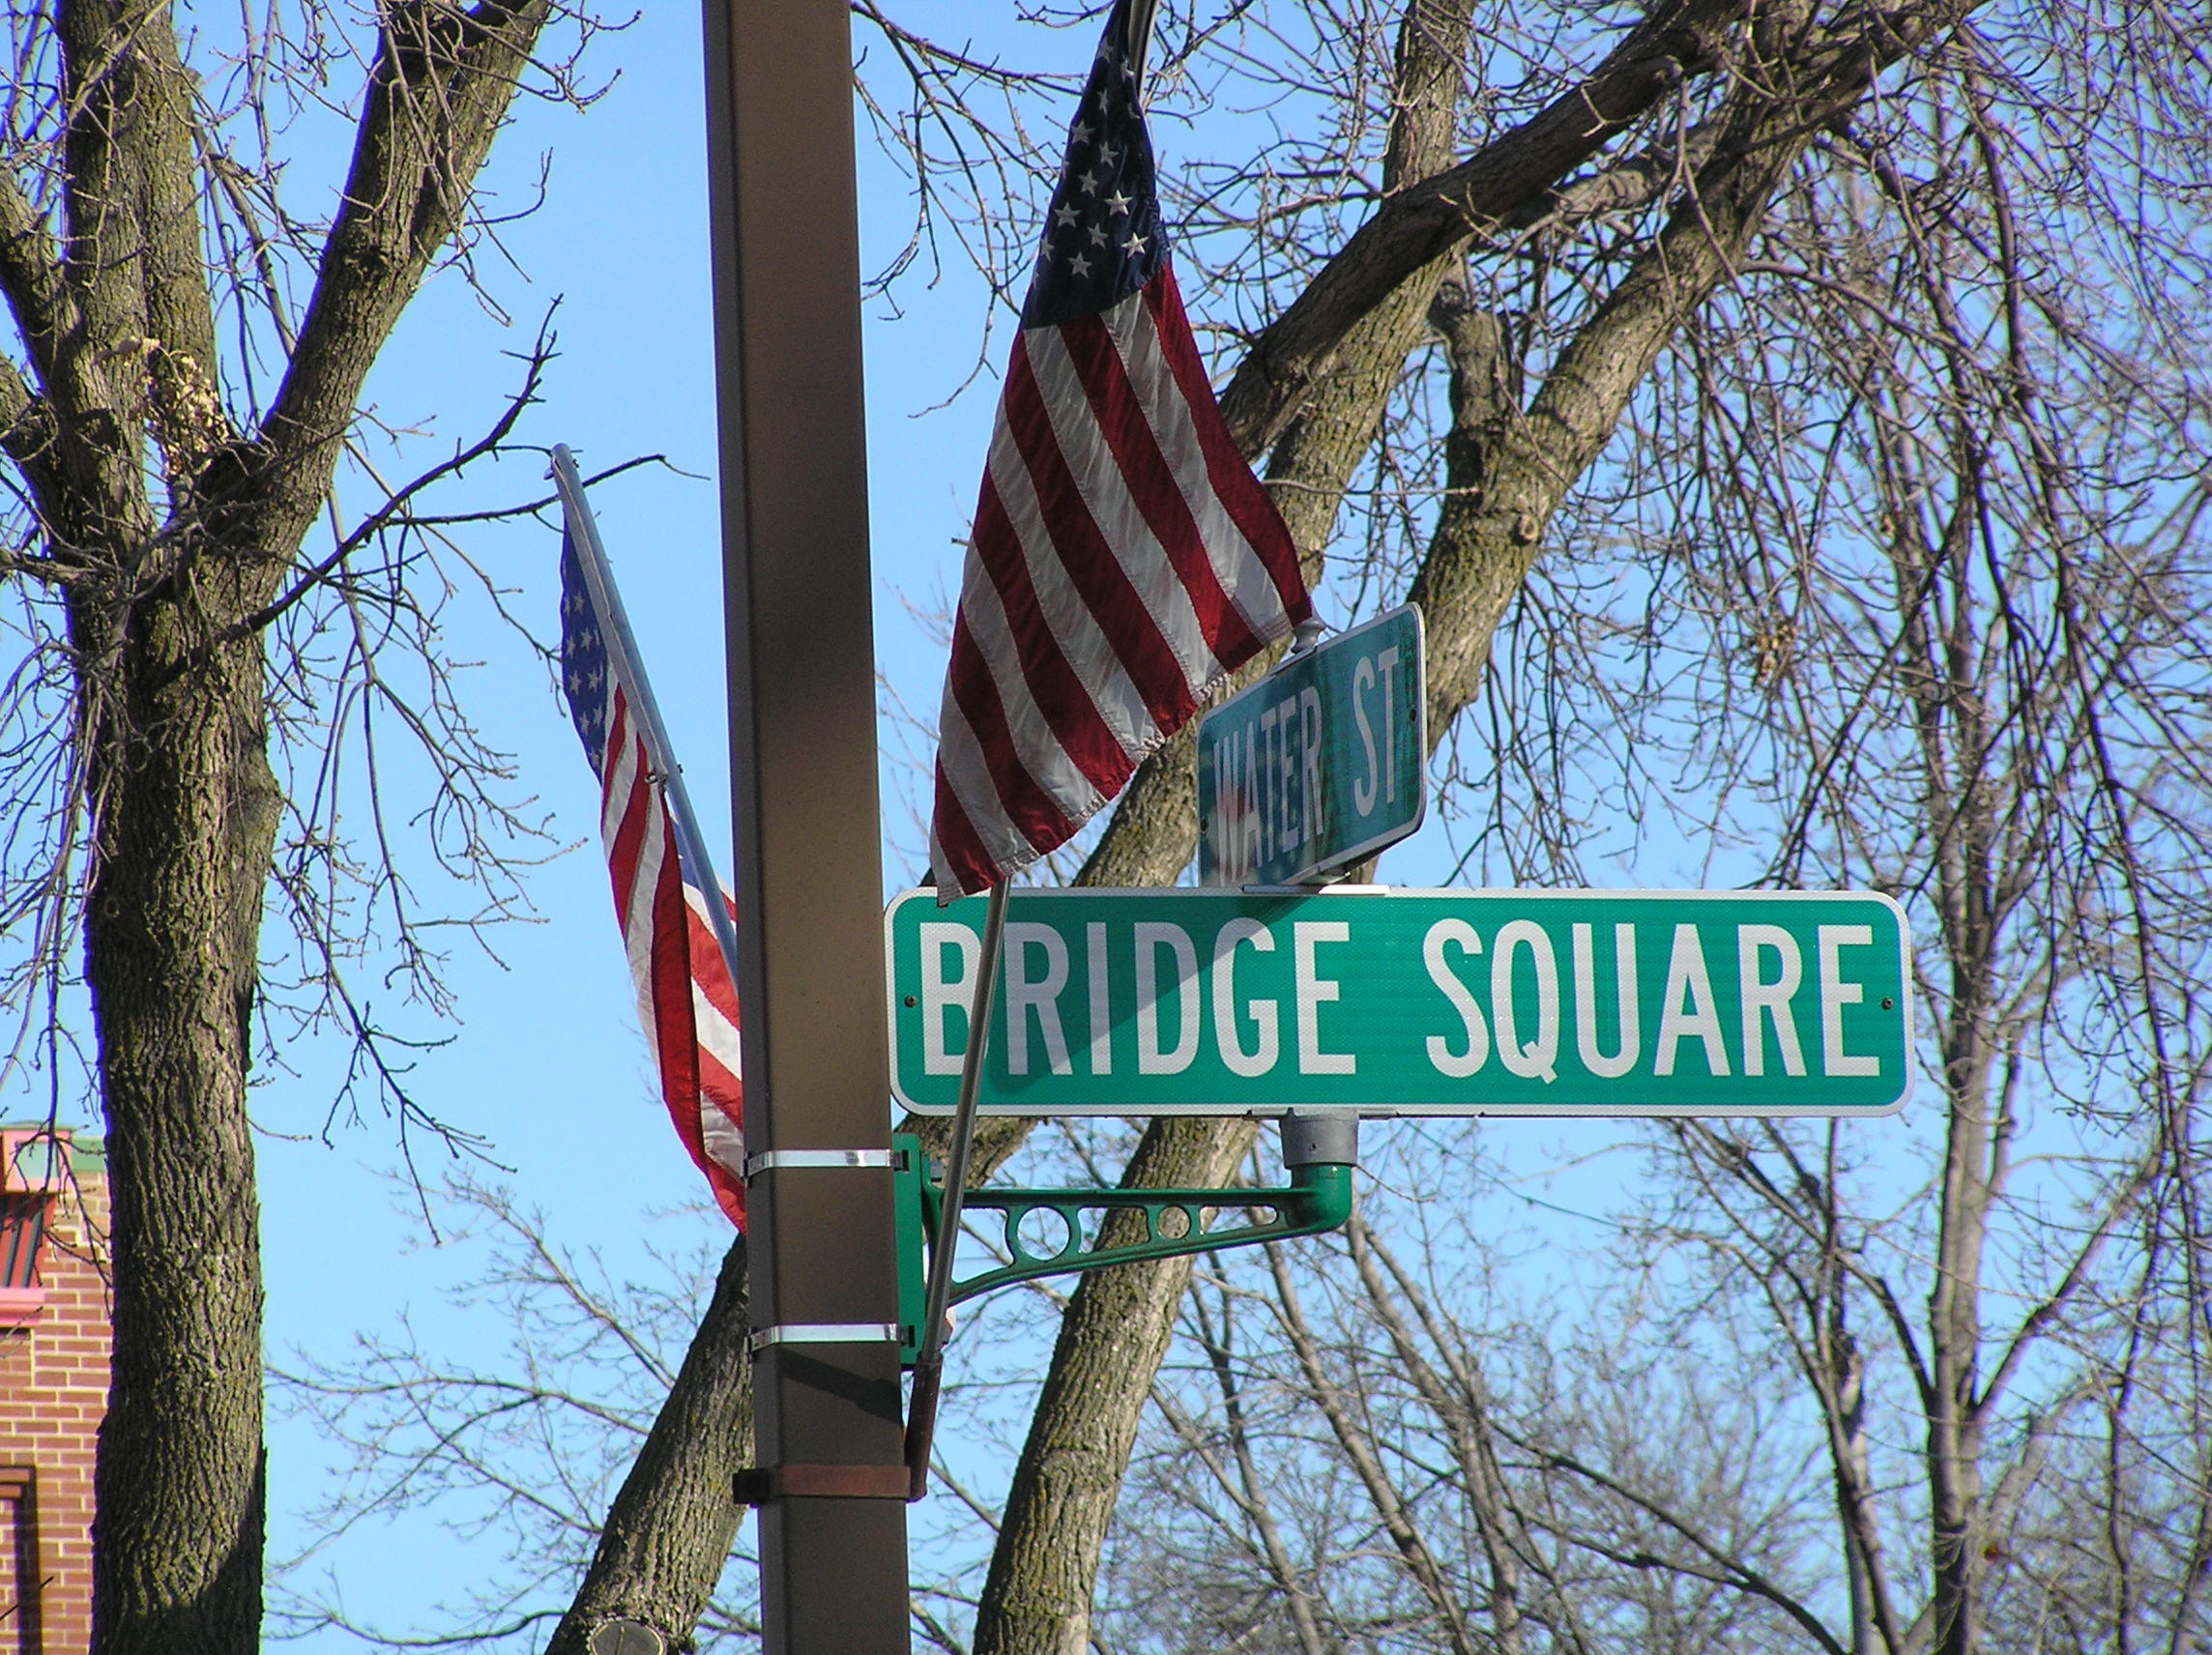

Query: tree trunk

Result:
[7,5,560,1647]
[84,611,279,1655]
[972,1117,1262,1655]
[971,10,1480,1645]
[557,1,1976,1646]
[973,2,1975,1644]
[545,1235,756,1655]
[1922,630,2001,1655]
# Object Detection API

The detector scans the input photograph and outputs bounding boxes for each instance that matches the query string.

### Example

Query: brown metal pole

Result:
[701,0,910,1649]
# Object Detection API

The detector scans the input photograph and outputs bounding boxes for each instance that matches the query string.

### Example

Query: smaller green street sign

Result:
[1197,605,1425,887]
[886,887,1913,1118]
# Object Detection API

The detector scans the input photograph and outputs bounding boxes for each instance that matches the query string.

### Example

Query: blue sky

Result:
[150,3,2202,1645]
[238,4,1535,1632]
[0,0,1950,1640]
[241,1,1001,1631]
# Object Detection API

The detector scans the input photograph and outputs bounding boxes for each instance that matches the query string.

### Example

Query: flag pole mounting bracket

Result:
[892,1111,1356,1370]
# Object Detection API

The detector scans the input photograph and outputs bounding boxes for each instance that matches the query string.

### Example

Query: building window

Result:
[0,1130,70,1331]
[0,1197,41,1327]
[0,1466,37,1655]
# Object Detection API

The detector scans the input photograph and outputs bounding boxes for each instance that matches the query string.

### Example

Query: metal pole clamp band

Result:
[743,1147,898,1179]
[747,1321,901,1353]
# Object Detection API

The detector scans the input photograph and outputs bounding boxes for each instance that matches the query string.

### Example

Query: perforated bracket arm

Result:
[892,1120,1356,1319]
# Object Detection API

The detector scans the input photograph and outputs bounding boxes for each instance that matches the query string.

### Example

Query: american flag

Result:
[560,531,746,1228]
[930,0,1312,899]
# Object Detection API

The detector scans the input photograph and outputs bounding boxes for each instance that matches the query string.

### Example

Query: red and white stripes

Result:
[932,267,1310,897]
[598,686,746,1227]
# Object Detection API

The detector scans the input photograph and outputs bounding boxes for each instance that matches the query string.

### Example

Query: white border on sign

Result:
[1195,604,1429,888]
[882,886,1915,1121]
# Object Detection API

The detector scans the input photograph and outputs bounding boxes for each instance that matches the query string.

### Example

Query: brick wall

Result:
[0,1130,110,1655]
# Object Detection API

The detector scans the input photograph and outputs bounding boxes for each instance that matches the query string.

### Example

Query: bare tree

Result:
[0,3,625,1649]
[969,0,1996,1648]
[1105,1160,1849,1655]
[274,1180,758,1649]
[1061,1,2212,1651]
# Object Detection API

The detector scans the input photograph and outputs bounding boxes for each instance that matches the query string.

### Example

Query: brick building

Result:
[0,1125,110,1654]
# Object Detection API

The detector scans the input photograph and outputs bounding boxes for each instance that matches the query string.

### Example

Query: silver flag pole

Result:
[904,875,1010,1498]
[549,444,745,1003]
[1127,0,1162,93]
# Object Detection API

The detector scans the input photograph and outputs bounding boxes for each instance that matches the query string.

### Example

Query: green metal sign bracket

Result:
[892,1119,1355,1368]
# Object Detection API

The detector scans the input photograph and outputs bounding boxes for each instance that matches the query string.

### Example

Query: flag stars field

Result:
[930,0,1313,897]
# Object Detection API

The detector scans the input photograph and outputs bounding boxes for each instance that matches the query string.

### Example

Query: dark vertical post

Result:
[701,1,910,1650]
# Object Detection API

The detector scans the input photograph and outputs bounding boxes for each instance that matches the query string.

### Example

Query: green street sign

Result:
[1197,605,1425,886]
[886,887,1912,1118]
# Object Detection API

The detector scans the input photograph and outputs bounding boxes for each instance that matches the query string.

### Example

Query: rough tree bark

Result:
[2,5,556,1650]
[973,2,1478,1645]
[543,1236,755,1655]
[1213,0,1743,454]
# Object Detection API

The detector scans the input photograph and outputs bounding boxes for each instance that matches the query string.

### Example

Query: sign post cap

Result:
[1281,1110,1358,1169]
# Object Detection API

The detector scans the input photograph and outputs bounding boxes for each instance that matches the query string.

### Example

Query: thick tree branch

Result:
[1343,1216,1532,1652]
[541,1235,754,1655]
[1215,0,1745,454]
[0,355,44,463]
[223,320,557,642]
[1518,1437,1851,1655]
[1975,1155,2156,1420]
[0,163,139,541]
[57,0,156,379]
[1412,0,1976,736]
[973,1116,1266,1655]
[1267,1241,1481,1655]
[256,0,554,558]
[124,9,227,478]
[975,11,1484,1648]
[970,12,1982,1647]
[0,352,65,538]
[0,170,70,382]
